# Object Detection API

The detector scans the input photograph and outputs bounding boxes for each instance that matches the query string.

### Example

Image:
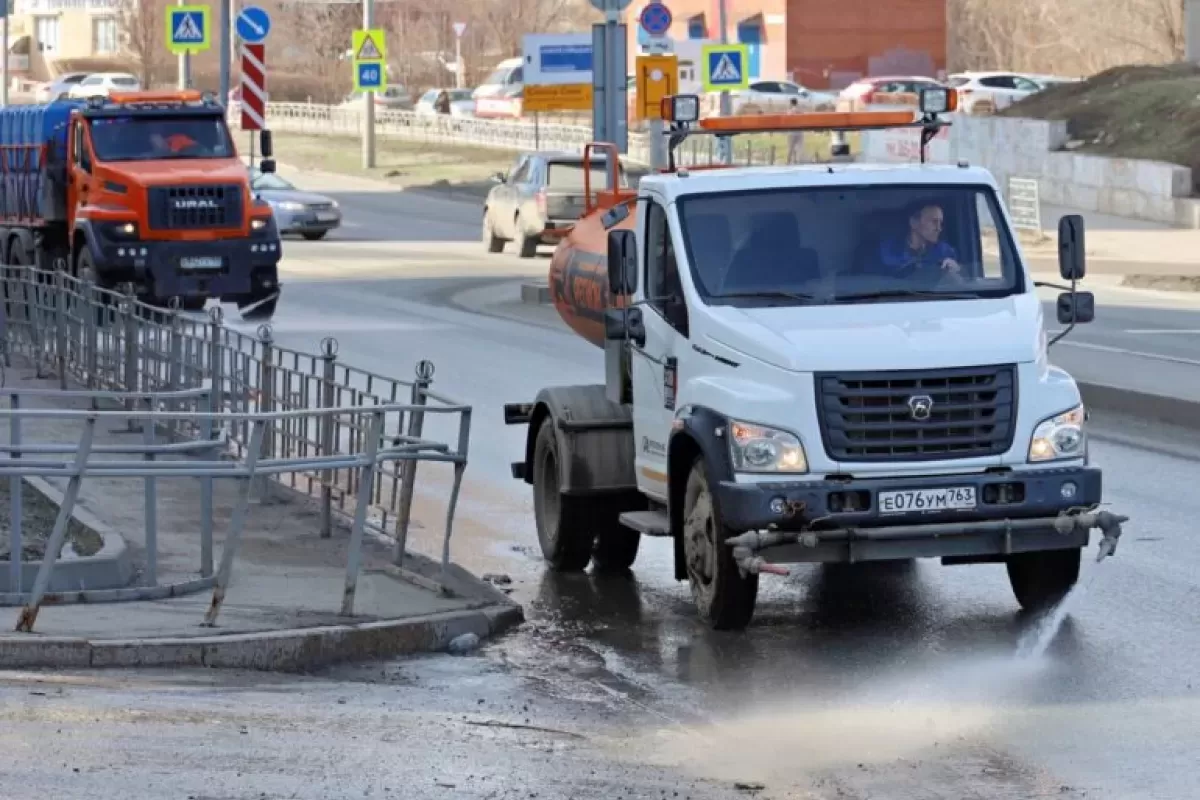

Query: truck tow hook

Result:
[1054,510,1130,563]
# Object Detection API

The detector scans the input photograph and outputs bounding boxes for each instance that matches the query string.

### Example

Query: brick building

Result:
[624,0,946,89]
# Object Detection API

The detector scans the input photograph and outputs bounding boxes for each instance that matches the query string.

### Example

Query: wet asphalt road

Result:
[3,171,1198,799]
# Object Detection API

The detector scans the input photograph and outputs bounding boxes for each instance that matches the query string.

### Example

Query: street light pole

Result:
[362,0,375,169]
[219,0,231,105]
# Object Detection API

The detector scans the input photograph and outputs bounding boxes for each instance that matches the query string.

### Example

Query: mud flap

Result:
[238,289,279,322]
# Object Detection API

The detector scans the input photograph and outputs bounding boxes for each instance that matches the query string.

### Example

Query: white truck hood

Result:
[705,296,1044,372]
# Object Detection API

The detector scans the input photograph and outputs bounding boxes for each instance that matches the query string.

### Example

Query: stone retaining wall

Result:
[860,115,1199,228]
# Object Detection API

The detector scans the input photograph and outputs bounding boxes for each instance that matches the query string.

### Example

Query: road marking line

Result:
[1058,339,1200,367]
[1123,329,1200,334]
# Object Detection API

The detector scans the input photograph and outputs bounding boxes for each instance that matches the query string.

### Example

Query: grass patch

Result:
[268,132,518,198]
[1001,63,1200,191]
[0,478,103,561]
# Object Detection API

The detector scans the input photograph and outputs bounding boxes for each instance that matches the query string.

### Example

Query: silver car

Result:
[250,168,342,240]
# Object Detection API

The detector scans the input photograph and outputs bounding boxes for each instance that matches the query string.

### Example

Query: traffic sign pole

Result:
[177,0,191,90]
[717,0,731,164]
[362,0,375,170]
[219,0,230,111]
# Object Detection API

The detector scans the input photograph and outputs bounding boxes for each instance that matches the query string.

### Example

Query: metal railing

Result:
[1,401,468,633]
[235,102,838,167]
[0,266,473,614]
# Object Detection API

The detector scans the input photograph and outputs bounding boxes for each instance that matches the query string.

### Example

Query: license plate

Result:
[878,486,976,514]
[179,256,222,269]
[316,211,339,222]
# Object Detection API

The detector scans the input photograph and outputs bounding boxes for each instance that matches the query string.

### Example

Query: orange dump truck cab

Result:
[0,90,281,319]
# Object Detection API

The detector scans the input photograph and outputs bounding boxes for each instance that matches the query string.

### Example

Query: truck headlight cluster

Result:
[1028,404,1086,462]
[729,420,808,473]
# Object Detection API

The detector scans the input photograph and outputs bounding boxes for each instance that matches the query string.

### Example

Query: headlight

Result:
[104,221,137,237]
[275,201,305,212]
[1028,404,1086,462]
[329,200,339,209]
[251,218,268,230]
[729,420,808,473]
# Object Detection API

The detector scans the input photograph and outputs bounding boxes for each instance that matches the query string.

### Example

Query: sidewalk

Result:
[0,365,521,671]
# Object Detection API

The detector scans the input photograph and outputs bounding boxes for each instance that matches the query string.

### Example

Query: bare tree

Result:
[116,0,169,87]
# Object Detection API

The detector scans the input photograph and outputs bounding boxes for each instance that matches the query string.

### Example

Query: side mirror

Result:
[259,129,274,158]
[259,158,277,174]
[1056,290,1095,325]
[606,229,638,295]
[491,172,506,183]
[1058,214,1085,281]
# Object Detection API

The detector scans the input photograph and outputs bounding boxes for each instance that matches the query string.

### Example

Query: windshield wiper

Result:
[714,290,818,304]
[833,288,984,302]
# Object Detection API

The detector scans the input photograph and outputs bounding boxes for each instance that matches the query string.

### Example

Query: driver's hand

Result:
[941,258,960,273]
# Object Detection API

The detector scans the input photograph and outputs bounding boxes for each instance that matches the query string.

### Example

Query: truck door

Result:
[66,118,94,234]
[632,197,689,500]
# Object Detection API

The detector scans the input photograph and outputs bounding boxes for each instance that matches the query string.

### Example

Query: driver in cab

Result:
[879,203,961,278]
[148,132,199,157]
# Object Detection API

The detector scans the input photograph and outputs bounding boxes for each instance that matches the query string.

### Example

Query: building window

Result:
[687,16,706,39]
[34,16,60,52]
[92,16,117,53]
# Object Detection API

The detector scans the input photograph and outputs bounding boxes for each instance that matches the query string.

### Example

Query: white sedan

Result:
[731,80,838,114]
[67,72,141,99]
[947,71,1047,114]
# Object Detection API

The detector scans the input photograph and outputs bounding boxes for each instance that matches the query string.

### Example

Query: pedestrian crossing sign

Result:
[166,5,211,55]
[701,44,749,92]
[352,29,387,64]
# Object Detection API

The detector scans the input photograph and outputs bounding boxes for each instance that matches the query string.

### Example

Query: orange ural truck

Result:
[0,90,281,320]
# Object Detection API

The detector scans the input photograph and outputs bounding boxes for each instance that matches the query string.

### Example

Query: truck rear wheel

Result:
[515,214,538,259]
[682,460,758,630]
[1006,547,1081,612]
[592,523,640,573]
[482,211,504,253]
[532,421,593,572]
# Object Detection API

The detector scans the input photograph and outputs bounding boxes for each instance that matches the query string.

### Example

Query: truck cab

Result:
[505,92,1127,630]
[65,91,282,318]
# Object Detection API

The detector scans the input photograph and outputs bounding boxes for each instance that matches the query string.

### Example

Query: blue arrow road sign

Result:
[236,6,271,43]
[639,2,672,37]
[357,61,384,90]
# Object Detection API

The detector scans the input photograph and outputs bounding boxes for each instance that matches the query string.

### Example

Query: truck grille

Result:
[307,202,334,212]
[149,184,243,230]
[815,365,1017,462]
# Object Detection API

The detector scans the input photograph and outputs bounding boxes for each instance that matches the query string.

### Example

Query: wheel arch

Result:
[523,384,637,498]
[668,406,738,581]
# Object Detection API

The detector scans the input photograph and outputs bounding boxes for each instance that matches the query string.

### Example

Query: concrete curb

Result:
[1078,381,1200,431]
[0,603,525,672]
[1122,274,1200,293]
[0,476,134,596]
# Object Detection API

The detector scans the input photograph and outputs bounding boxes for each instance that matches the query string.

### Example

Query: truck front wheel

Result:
[1006,547,1081,612]
[532,422,593,572]
[682,460,758,630]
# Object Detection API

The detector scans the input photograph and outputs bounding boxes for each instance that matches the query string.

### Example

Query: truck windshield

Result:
[677,184,1023,306]
[89,115,234,162]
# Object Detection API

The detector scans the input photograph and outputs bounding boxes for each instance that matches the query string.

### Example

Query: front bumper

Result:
[716,466,1107,563]
[95,232,282,298]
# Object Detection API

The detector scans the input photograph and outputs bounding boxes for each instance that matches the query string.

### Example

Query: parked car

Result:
[68,72,141,99]
[36,72,89,103]
[483,151,629,258]
[947,71,1047,114]
[415,88,475,117]
[732,80,838,114]
[249,167,341,240]
[339,85,414,111]
[1029,74,1082,89]
[837,75,946,111]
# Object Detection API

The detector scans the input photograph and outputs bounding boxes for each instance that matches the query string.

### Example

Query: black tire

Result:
[1006,547,1081,612]
[515,215,538,258]
[532,422,593,572]
[682,460,758,630]
[592,522,640,573]
[301,231,328,241]
[482,211,504,253]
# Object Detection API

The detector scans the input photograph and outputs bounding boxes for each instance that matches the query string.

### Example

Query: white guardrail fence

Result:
[235,102,827,168]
